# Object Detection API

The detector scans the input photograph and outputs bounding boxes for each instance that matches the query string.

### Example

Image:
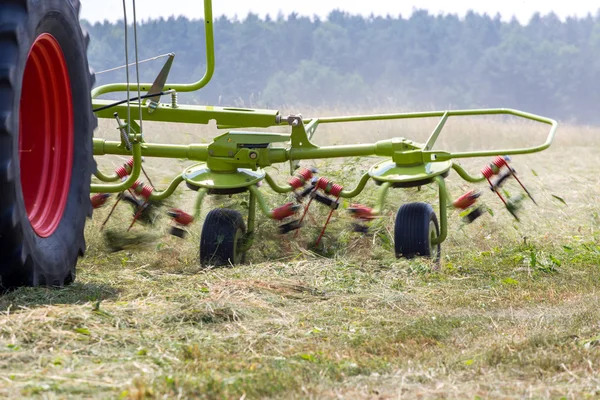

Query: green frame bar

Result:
[92,102,281,128]
[432,176,448,245]
[92,109,556,165]
[91,0,215,99]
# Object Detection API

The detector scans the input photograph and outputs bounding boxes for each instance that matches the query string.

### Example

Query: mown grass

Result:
[0,112,599,398]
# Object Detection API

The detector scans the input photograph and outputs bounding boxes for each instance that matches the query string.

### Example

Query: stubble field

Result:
[0,109,599,399]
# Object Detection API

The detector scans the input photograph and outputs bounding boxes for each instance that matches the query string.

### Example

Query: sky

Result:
[80,0,599,24]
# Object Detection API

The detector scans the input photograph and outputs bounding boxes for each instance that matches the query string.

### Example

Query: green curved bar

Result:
[91,0,215,99]
[149,174,185,201]
[263,171,370,198]
[248,185,274,218]
[90,142,142,193]
[371,181,391,215]
[263,173,294,194]
[431,176,448,245]
[451,163,486,183]
[314,108,556,159]
[193,188,208,219]
[427,109,556,160]
[93,168,120,182]
[451,108,557,158]
[339,173,371,198]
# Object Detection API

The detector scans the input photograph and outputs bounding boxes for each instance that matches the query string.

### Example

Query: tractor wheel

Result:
[0,0,96,290]
[200,209,247,267]
[394,202,441,262]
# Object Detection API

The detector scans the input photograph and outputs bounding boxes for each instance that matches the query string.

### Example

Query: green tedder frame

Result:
[90,0,557,264]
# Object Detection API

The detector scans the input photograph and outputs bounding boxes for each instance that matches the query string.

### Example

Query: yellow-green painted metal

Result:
[92,102,282,128]
[151,174,185,201]
[451,163,487,183]
[371,182,391,215]
[93,138,209,160]
[91,141,142,193]
[182,163,265,190]
[89,0,558,250]
[92,109,556,168]
[94,167,120,182]
[369,159,452,184]
[91,0,215,99]
[339,173,371,198]
[193,188,208,219]
[248,185,274,219]
[90,108,557,245]
[264,173,294,194]
[432,176,448,245]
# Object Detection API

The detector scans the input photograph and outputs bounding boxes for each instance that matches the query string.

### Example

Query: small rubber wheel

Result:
[200,209,247,267]
[394,202,441,261]
[0,0,96,289]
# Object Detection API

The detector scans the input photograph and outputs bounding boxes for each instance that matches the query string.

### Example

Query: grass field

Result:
[1,110,599,399]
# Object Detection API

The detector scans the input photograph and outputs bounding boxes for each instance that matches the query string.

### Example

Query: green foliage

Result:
[262,60,366,106]
[85,10,600,123]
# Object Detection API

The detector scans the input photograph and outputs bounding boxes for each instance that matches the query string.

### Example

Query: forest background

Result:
[84,10,600,124]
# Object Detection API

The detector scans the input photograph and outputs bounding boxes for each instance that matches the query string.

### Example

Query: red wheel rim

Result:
[19,33,73,238]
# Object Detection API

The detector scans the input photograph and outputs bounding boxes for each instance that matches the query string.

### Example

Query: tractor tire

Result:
[200,209,246,267]
[394,202,441,262]
[0,0,96,290]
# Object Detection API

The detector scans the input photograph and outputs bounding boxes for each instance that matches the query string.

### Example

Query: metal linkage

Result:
[91,193,111,209]
[269,167,316,233]
[115,157,135,179]
[99,178,156,232]
[293,176,344,245]
[288,167,315,192]
[168,208,194,238]
[347,204,376,234]
[452,190,484,223]
[480,156,536,220]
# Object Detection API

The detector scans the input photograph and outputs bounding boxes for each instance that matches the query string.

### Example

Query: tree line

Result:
[84,10,600,124]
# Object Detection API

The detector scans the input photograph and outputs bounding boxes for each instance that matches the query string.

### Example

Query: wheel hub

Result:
[19,33,73,237]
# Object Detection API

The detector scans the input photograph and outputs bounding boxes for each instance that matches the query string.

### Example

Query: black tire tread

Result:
[0,3,26,287]
[200,208,246,267]
[394,202,440,260]
[0,0,95,290]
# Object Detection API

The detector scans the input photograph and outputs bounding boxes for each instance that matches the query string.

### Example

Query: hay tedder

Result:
[0,0,556,289]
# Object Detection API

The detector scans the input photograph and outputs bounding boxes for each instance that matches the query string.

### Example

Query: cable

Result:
[92,90,172,113]
[95,53,173,75]
[122,0,131,139]
[132,0,143,138]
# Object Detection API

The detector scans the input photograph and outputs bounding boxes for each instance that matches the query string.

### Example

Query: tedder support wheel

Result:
[200,209,247,267]
[0,0,96,290]
[394,202,441,262]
